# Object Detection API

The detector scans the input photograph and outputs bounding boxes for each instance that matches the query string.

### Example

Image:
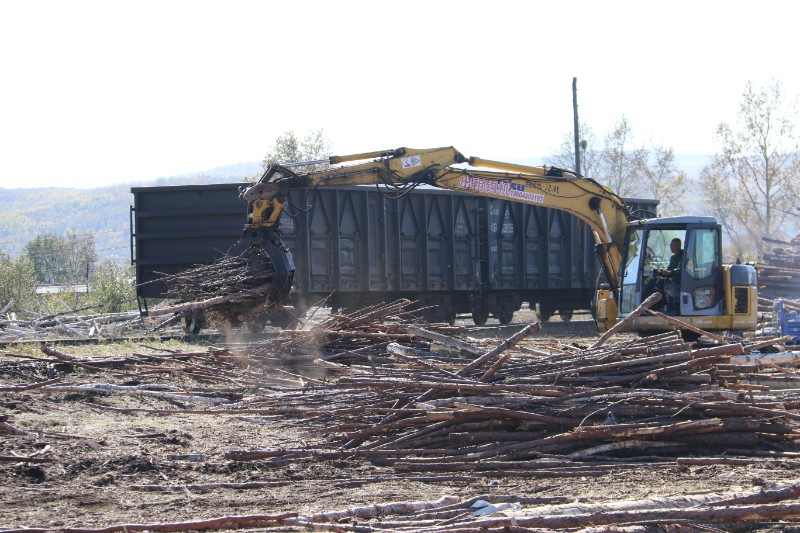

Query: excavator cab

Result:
[606,216,758,334]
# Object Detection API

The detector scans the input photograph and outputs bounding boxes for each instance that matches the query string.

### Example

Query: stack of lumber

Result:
[759,235,800,299]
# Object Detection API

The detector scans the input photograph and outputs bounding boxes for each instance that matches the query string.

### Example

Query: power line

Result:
[0,215,129,232]
[0,229,127,247]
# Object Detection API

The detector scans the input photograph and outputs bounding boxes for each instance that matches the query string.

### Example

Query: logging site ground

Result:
[3,308,800,532]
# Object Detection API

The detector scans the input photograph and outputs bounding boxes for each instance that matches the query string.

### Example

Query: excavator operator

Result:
[655,238,683,313]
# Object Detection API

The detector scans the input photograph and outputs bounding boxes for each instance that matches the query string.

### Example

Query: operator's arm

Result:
[657,252,683,282]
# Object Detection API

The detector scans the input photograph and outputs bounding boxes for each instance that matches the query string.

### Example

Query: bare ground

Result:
[1,312,799,531]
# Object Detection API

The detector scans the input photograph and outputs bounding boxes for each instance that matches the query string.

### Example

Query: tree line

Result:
[0,232,135,316]
[546,79,800,260]
[263,80,799,261]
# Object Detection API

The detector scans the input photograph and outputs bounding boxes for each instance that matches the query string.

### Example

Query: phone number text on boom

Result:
[459,176,544,203]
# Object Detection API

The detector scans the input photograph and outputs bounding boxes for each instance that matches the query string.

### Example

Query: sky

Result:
[1,0,798,189]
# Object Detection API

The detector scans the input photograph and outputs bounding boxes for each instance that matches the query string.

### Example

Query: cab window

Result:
[619,228,643,314]
[684,228,720,279]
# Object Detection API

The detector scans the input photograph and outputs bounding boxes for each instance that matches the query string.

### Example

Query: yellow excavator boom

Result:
[240,146,630,294]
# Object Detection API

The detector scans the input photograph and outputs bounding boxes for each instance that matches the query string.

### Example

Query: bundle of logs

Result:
[141,249,291,331]
[157,251,273,305]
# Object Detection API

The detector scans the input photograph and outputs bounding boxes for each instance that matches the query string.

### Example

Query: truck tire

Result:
[537,305,554,322]
[472,308,489,326]
[181,311,206,335]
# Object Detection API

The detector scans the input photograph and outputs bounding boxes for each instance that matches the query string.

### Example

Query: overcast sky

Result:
[1,0,798,189]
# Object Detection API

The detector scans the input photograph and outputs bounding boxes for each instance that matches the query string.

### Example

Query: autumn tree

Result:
[602,116,650,198]
[699,79,800,259]
[548,116,686,215]
[638,145,687,217]
[548,123,604,180]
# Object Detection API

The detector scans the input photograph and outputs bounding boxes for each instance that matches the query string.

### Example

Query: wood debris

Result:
[9,483,800,531]
[7,299,800,531]
[142,249,293,330]
[0,309,155,343]
[223,304,800,469]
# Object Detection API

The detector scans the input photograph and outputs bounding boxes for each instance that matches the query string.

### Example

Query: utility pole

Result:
[572,77,581,176]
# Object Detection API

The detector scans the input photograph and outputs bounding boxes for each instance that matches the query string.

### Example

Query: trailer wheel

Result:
[498,313,514,325]
[472,308,489,326]
[181,311,205,335]
[247,317,268,333]
[559,310,573,322]
[537,306,554,322]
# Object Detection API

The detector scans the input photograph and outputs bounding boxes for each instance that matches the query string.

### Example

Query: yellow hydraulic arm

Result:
[239,146,630,294]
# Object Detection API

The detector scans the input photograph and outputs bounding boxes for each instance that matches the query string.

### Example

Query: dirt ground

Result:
[1,310,799,531]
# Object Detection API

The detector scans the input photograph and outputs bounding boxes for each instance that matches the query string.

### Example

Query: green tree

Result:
[26,233,66,284]
[0,254,37,312]
[25,232,97,284]
[260,129,333,172]
[699,79,800,259]
[64,231,98,283]
[87,259,135,313]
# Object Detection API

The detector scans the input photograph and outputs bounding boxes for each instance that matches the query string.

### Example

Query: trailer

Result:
[131,183,657,324]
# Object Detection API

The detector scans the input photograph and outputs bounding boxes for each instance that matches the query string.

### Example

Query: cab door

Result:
[618,226,645,315]
[679,224,724,316]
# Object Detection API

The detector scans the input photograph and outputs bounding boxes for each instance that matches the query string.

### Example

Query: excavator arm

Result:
[239,146,630,303]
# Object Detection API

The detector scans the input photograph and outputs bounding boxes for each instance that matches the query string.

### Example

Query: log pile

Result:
[0,309,158,343]
[234,298,465,366]
[143,249,276,327]
[759,235,800,299]
[8,304,800,531]
[225,319,800,467]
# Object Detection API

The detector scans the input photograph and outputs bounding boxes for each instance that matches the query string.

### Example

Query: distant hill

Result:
[0,162,262,260]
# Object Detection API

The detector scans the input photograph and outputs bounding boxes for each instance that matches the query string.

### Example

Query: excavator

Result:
[238,146,758,335]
